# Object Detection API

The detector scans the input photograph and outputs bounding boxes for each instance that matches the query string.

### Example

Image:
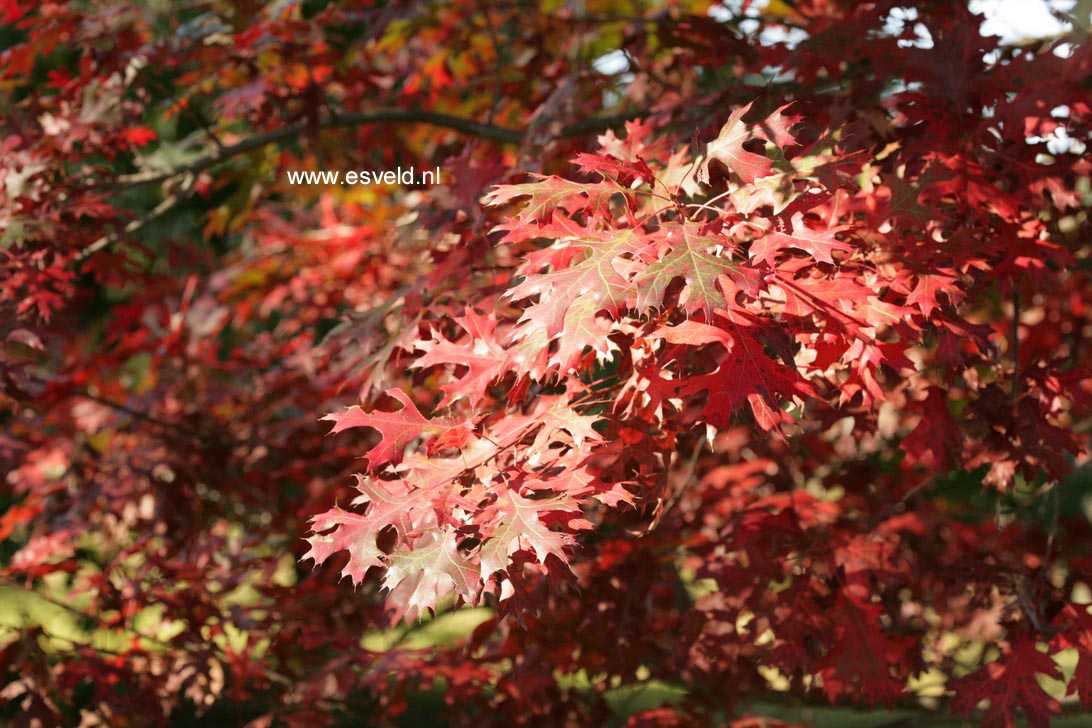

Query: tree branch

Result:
[76,389,211,443]
[74,173,196,263]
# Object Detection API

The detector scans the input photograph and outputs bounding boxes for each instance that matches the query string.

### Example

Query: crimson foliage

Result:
[1,1,1091,726]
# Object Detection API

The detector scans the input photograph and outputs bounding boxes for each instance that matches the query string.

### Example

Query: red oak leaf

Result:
[382,528,480,623]
[476,489,581,580]
[634,222,761,317]
[121,127,158,146]
[412,309,511,407]
[321,388,473,468]
[700,102,801,184]
[573,152,656,188]
[483,175,618,224]
[750,213,852,265]
[657,321,813,430]
[950,637,1062,728]
[302,476,420,586]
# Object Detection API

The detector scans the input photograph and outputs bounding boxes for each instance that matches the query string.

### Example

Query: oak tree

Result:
[1,1,1090,726]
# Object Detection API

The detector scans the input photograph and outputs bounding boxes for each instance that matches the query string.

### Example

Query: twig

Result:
[475,0,505,125]
[1044,480,1061,570]
[77,389,210,443]
[74,172,196,263]
[1010,289,1020,404]
[1000,23,1092,51]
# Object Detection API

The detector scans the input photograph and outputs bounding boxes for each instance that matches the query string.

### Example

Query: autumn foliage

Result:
[2,0,1091,726]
